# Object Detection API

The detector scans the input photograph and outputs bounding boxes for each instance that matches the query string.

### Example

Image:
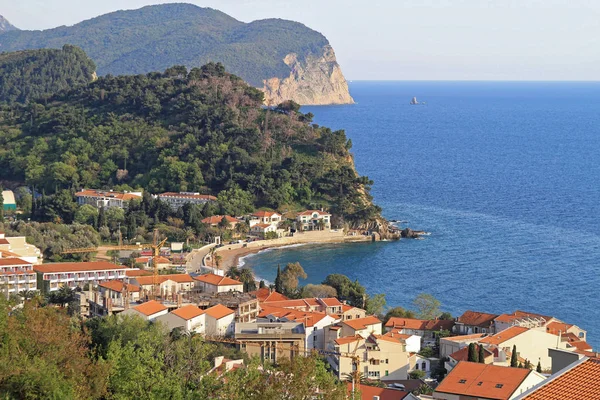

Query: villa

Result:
[296,210,332,231]
[75,189,142,209]
[157,192,216,209]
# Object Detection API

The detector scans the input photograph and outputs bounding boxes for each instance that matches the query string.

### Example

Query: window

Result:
[579,332,585,338]
[415,364,419,370]
[459,379,467,384]
[422,362,426,370]
[385,359,389,364]
[385,370,389,376]
[477,382,483,386]
[495,384,504,388]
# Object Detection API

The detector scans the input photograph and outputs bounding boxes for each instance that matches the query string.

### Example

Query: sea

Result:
[243,81,600,348]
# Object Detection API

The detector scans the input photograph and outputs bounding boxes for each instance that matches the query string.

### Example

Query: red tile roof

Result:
[135,256,171,265]
[479,326,529,345]
[34,261,125,274]
[125,269,153,277]
[0,258,31,266]
[342,316,381,331]
[133,300,167,316]
[297,210,331,217]
[253,223,272,229]
[171,305,205,320]
[442,333,488,342]
[259,305,329,328]
[546,321,575,335]
[99,280,140,293]
[134,274,194,286]
[346,383,413,400]
[263,298,321,308]
[204,304,235,319]
[201,215,238,225]
[435,361,531,400]
[449,346,494,362]
[250,288,289,302]
[252,211,280,218]
[458,310,499,328]
[335,335,364,346]
[319,297,342,307]
[519,357,600,400]
[385,317,454,331]
[75,189,141,201]
[495,311,552,324]
[193,273,242,286]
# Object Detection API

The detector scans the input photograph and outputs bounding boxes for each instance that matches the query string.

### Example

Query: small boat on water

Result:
[410,97,419,105]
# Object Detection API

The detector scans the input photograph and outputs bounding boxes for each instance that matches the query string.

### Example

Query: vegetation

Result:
[478,344,485,363]
[408,370,426,380]
[279,262,308,298]
[468,343,479,363]
[0,45,96,104]
[511,345,519,367]
[383,306,416,323]
[0,3,330,86]
[0,62,380,227]
[413,293,442,319]
[300,284,337,299]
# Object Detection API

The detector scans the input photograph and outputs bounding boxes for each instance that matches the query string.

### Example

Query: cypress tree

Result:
[510,344,518,367]
[0,186,4,222]
[478,345,485,363]
[98,206,107,228]
[536,360,542,373]
[468,343,478,362]
[274,264,283,293]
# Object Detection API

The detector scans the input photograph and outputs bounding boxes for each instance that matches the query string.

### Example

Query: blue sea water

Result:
[244,81,600,348]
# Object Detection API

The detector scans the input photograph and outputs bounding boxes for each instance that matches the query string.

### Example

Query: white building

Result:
[205,304,236,336]
[250,211,282,227]
[157,192,217,210]
[296,210,331,231]
[250,223,281,238]
[121,300,168,321]
[75,189,142,209]
[193,273,243,293]
[98,280,141,303]
[131,274,195,298]
[155,305,206,333]
[0,232,43,264]
[0,257,37,296]
[33,262,129,293]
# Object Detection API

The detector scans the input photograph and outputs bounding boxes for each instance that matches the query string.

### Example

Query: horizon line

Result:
[346,79,600,83]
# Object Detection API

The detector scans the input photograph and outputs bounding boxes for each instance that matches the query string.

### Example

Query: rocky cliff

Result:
[0,16,18,33]
[262,45,354,106]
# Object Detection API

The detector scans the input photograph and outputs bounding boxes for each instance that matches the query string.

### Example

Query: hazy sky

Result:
[1,0,599,80]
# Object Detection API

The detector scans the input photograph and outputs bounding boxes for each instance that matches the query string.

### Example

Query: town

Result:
[1,187,597,400]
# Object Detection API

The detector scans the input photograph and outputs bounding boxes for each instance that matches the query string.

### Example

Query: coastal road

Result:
[186,244,215,274]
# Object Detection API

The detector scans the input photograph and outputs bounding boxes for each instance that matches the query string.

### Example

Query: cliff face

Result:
[0,16,18,33]
[262,45,354,106]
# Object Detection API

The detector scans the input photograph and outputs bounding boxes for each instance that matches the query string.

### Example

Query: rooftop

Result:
[125,269,153,277]
[346,382,413,400]
[34,261,126,274]
[99,280,140,293]
[171,305,205,320]
[252,211,280,218]
[250,288,289,302]
[75,189,141,201]
[259,305,330,327]
[342,315,381,331]
[495,310,553,324]
[442,333,488,342]
[297,210,331,217]
[193,273,242,286]
[457,310,499,327]
[132,300,167,316]
[385,317,455,331]
[201,215,238,225]
[235,322,305,335]
[479,326,529,345]
[450,346,494,362]
[134,274,194,285]
[205,304,235,319]
[0,257,31,266]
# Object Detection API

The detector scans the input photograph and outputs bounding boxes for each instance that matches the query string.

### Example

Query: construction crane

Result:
[62,231,168,299]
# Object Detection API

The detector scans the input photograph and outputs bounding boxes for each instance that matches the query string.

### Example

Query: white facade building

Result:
[157,192,217,210]
[33,261,129,293]
[75,189,142,209]
[296,210,331,231]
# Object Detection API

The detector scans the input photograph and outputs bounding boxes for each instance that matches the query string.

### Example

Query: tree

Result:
[478,345,485,363]
[536,360,542,373]
[511,345,518,367]
[524,359,532,369]
[383,307,416,324]
[322,274,367,309]
[217,186,254,217]
[365,293,386,316]
[409,369,426,380]
[0,186,4,222]
[412,293,441,320]
[439,312,453,320]
[274,265,283,294]
[280,262,307,297]
[419,347,435,358]
[74,204,99,226]
[301,284,337,299]
[468,343,479,363]
[413,384,434,395]
[238,267,256,292]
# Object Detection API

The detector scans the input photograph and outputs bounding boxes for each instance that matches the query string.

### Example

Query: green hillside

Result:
[0,3,329,86]
[0,45,96,104]
[0,63,380,225]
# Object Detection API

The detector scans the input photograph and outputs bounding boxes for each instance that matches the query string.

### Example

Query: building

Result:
[2,190,16,211]
[439,334,489,359]
[210,356,245,376]
[250,287,288,303]
[261,297,344,315]
[155,305,206,333]
[130,274,195,299]
[433,361,546,400]
[250,223,280,238]
[544,321,587,342]
[195,291,259,323]
[446,346,495,371]
[385,317,455,345]
[250,211,282,226]
[204,304,236,336]
[98,280,141,303]
[157,192,216,210]
[346,382,420,400]
[339,315,383,338]
[235,322,305,363]
[75,189,142,209]
[121,300,168,321]
[33,262,129,293]
[454,310,499,335]
[193,273,243,293]
[0,232,43,264]
[134,256,171,270]
[296,210,332,231]
[384,330,422,353]
[340,304,367,321]
[332,333,410,381]
[201,215,239,228]
[0,257,37,296]
[514,356,600,399]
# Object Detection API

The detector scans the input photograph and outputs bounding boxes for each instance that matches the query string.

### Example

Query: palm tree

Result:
[239,267,256,292]
[316,219,326,231]
[18,290,34,301]
[226,265,241,279]
[184,228,195,246]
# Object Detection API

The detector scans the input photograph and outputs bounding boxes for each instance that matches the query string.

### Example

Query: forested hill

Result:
[0,4,327,86]
[0,63,380,225]
[0,45,96,104]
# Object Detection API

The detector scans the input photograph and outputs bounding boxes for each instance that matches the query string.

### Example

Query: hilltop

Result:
[0,15,17,32]
[0,63,378,227]
[0,45,96,104]
[0,4,353,105]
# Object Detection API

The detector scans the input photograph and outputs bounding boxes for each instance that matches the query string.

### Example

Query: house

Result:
[332,333,410,381]
[445,346,495,372]
[454,310,499,335]
[2,190,16,211]
[193,273,243,293]
[384,330,422,353]
[131,274,195,298]
[250,211,282,226]
[201,215,239,228]
[250,223,280,238]
[210,356,245,376]
[439,333,489,358]
[346,382,420,400]
[493,311,555,333]
[514,356,600,399]
[121,300,168,321]
[235,322,305,363]
[98,280,141,303]
[204,304,235,336]
[196,291,259,323]
[261,297,344,315]
[250,287,289,303]
[296,210,332,231]
[0,232,43,264]
[75,189,142,209]
[545,321,587,342]
[340,304,367,321]
[33,262,129,293]
[157,192,216,210]
[134,256,171,270]
[385,317,455,345]
[155,305,206,333]
[0,257,37,296]
[433,361,546,400]
[340,315,383,338]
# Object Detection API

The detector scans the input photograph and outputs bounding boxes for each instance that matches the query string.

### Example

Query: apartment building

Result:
[0,257,37,296]
[235,322,306,363]
[75,189,142,209]
[157,192,216,210]
[33,261,129,293]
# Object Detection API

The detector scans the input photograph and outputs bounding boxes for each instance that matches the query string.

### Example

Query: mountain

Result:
[0,4,353,105]
[0,45,96,104]
[0,15,18,33]
[0,63,378,226]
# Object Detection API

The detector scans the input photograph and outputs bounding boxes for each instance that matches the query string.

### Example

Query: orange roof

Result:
[204,304,235,319]
[458,310,499,328]
[159,192,217,201]
[253,223,272,229]
[132,300,167,316]
[495,310,552,324]
[194,273,242,286]
[99,280,140,293]
[0,258,31,266]
[566,340,592,352]
[519,357,600,400]
[34,261,125,274]
[479,326,529,345]
[385,317,455,331]
[320,298,342,307]
[261,298,321,309]
[335,335,364,346]
[125,269,152,277]
[346,383,412,400]
[251,288,288,302]
[449,346,494,362]
[383,330,412,341]
[135,256,170,264]
[442,333,488,342]
[546,321,575,335]
[435,361,531,400]
[297,210,331,217]
[75,189,141,201]
[259,305,329,327]
[201,215,238,225]
[171,305,205,320]
[252,211,280,218]
[342,316,381,331]
[0,249,22,258]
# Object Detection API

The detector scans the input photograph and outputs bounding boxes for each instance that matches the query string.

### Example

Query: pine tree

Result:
[510,344,518,367]
[478,344,485,363]
[468,343,479,362]
[274,264,283,293]
[536,360,542,373]
[98,206,107,228]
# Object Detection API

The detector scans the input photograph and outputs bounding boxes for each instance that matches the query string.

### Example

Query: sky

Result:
[1,0,599,80]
